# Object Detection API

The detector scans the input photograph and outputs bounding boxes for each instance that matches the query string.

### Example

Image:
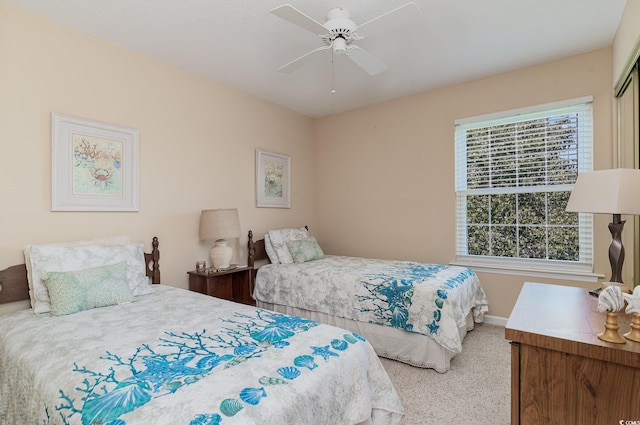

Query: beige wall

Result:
[613,0,640,89]
[314,48,615,319]
[0,4,316,315]
[1,3,631,320]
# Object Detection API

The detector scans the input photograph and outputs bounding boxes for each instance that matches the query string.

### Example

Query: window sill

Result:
[450,260,603,283]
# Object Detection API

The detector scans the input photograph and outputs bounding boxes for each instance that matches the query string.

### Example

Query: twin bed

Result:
[0,237,403,425]
[248,227,489,373]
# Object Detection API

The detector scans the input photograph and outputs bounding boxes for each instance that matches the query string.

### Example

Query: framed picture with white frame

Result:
[51,112,139,211]
[256,149,290,208]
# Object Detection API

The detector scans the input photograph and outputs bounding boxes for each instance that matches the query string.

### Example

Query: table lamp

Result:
[566,168,640,292]
[199,208,241,270]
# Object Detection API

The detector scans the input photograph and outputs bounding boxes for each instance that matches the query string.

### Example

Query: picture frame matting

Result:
[51,112,139,211]
[256,149,290,208]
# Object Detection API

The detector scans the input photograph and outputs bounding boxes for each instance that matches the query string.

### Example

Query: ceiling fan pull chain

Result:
[331,49,336,94]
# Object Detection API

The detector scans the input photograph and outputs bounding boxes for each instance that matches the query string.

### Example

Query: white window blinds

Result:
[454,96,594,275]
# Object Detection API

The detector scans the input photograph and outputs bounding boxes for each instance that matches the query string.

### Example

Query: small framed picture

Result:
[51,113,139,211]
[256,149,290,208]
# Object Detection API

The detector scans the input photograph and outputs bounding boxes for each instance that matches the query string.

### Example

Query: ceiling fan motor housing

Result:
[322,7,357,53]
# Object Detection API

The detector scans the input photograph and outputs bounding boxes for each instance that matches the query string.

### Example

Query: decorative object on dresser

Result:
[565,168,640,294]
[187,266,254,306]
[506,282,640,425]
[199,208,241,270]
[255,149,290,208]
[595,284,626,343]
[623,285,640,342]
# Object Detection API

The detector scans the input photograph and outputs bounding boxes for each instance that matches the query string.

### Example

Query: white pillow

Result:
[23,235,130,309]
[28,243,151,314]
[267,227,310,264]
[263,234,280,264]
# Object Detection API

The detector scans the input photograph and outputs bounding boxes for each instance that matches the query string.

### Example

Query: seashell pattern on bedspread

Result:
[0,286,403,425]
[254,255,489,354]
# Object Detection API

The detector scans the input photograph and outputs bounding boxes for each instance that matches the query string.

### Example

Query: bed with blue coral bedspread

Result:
[0,285,403,425]
[254,256,489,371]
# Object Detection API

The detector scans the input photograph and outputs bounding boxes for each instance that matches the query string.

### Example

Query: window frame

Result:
[453,96,601,282]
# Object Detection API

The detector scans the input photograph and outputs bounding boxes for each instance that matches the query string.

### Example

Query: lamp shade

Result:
[566,168,640,215]
[199,208,241,241]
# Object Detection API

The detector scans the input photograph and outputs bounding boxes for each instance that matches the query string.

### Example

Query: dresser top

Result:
[505,282,640,367]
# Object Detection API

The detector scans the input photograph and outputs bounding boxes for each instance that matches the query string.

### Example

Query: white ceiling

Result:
[3,0,627,118]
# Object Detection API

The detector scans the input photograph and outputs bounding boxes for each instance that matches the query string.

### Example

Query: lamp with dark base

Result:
[566,168,640,296]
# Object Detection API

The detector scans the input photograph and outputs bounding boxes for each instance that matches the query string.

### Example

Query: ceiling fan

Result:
[271,3,422,76]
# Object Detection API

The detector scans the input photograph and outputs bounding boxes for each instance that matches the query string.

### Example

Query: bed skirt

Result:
[256,301,475,373]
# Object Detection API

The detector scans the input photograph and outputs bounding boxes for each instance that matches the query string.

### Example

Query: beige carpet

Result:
[380,324,511,425]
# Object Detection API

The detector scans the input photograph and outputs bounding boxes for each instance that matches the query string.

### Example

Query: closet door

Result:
[616,63,639,286]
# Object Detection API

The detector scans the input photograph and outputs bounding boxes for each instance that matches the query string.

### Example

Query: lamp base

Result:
[210,239,232,270]
[607,216,625,284]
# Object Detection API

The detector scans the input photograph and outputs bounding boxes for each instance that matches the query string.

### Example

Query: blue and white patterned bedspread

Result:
[0,286,403,425]
[254,256,489,354]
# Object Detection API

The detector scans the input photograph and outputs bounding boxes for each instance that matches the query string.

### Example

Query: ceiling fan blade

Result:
[356,2,422,38]
[271,4,327,35]
[346,45,387,76]
[277,46,330,73]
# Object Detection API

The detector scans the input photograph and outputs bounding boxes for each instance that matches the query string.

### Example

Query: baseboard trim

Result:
[482,314,508,327]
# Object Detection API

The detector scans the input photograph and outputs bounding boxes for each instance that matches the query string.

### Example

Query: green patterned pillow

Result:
[286,237,325,263]
[44,262,134,316]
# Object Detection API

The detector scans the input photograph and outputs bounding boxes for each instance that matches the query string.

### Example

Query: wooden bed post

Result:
[145,236,161,284]
[248,230,255,268]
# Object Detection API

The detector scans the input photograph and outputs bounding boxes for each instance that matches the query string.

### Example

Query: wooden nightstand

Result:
[187,266,255,306]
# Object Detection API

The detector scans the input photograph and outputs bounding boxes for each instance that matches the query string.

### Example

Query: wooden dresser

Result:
[505,282,640,425]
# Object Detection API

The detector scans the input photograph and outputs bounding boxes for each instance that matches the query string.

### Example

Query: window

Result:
[454,97,594,279]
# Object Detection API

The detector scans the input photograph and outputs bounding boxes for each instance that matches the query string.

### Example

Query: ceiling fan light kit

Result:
[271,3,421,76]
[332,37,347,55]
